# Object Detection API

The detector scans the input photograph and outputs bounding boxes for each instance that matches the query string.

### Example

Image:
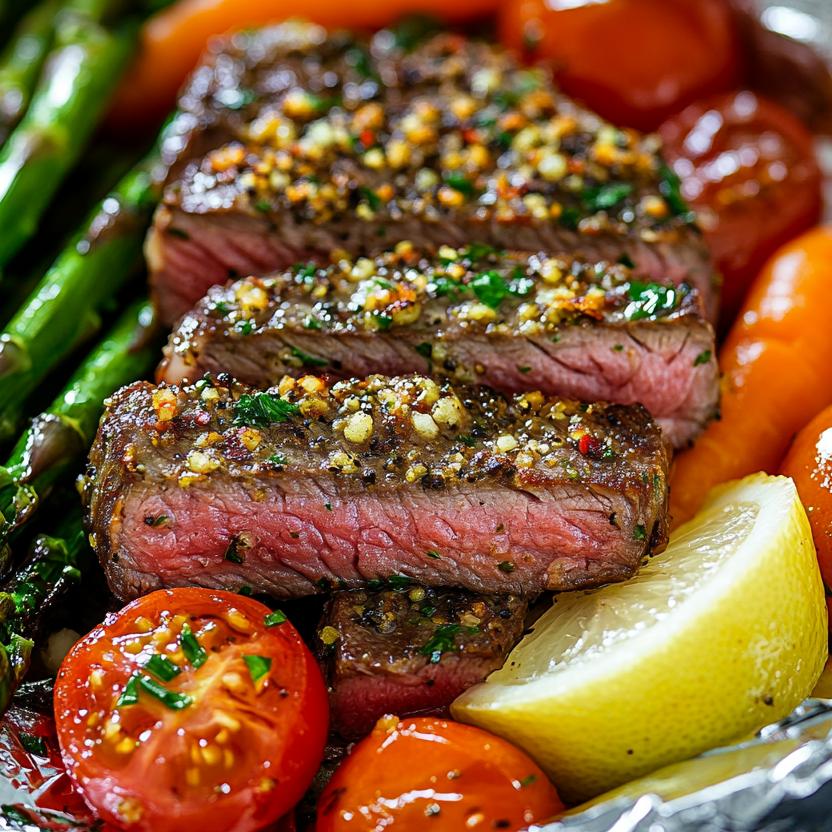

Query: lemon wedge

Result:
[452,474,828,803]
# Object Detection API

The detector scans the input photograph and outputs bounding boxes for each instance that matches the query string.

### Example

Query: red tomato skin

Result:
[316,715,563,831]
[500,0,739,131]
[660,91,822,328]
[54,589,328,832]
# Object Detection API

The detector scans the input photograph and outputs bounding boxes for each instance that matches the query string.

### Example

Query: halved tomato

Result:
[316,715,563,830]
[54,588,328,832]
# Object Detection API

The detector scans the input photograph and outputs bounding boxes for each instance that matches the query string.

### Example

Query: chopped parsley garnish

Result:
[498,561,516,573]
[517,366,531,374]
[254,199,271,213]
[388,575,412,591]
[117,673,192,710]
[265,610,287,627]
[463,242,498,261]
[19,733,46,757]
[293,263,317,281]
[633,524,647,541]
[304,315,322,330]
[235,319,254,336]
[143,654,182,682]
[425,550,441,559]
[374,313,393,330]
[421,624,461,664]
[244,654,272,684]
[213,301,230,316]
[324,502,333,512]
[612,344,624,352]
[445,172,476,196]
[290,346,328,367]
[415,342,433,360]
[144,514,169,527]
[658,163,693,218]
[267,453,287,467]
[471,270,509,308]
[519,774,538,788]
[693,350,712,366]
[233,392,299,427]
[359,186,382,211]
[623,282,683,321]
[224,540,244,564]
[583,182,633,213]
[618,253,635,269]
[431,276,465,300]
[180,623,207,669]
[559,206,581,230]
[457,434,477,448]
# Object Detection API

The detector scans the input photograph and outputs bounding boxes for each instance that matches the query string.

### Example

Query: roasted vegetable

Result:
[670,227,832,524]
[0,0,135,268]
[0,157,160,442]
[0,0,57,146]
[0,301,156,561]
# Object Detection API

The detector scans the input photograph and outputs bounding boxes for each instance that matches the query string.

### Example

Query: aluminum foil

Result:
[535,699,832,832]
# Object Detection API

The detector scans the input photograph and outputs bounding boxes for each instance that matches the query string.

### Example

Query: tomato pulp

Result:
[54,588,328,832]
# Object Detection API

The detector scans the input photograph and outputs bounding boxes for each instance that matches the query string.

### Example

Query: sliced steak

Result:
[84,375,670,601]
[148,23,716,326]
[159,245,717,448]
[318,584,527,738]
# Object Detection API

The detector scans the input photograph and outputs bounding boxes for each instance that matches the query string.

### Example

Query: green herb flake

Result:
[693,350,712,367]
[633,524,646,541]
[444,172,476,196]
[388,575,412,591]
[290,346,328,367]
[19,733,46,757]
[244,654,272,684]
[325,502,333,512]
[583,182,633,213]
[415,342,433,360]
[559,206,580,230]
[498,561,516,573]
[267,453,287,467]
[265,610,287,627]
[612,344,624,352]
[235,319,254,336]
[425,550,441,560]
[254,199,272,213]
[517,366,531,374]
[213,301,230,316]
[304,315,322,330]
[420,624,461,664]
[117,673,192,710]
[143,654,181,682]
[144,514,169,528]
[430,276,465,301]
[180,623,207,669]
[471,270,509,309]
[225,540,244,564]
[359,186,381,211]
[374,313,393,331]
[658,163,693,218]
[233,392,299,427]
[519,774,537,788]
[623,282,683,321]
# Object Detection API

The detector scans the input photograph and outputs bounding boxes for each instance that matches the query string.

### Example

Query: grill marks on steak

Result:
[159,245,718,448]
[318,585,527,738]
[84,374,669,601]
[148,23,716,325]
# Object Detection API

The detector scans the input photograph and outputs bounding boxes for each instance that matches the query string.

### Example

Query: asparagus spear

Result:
[0,510,87,711]
[0,156,161,441]
[0,1,58,147]
[0,0,135,268]
[0,300,156,557]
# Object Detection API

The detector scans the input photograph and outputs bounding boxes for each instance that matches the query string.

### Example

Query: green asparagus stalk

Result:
[0,1,58,147]
[0,509,87,710]
[0,155,161,441]
[0,300,157,557]
[0,0,135,268]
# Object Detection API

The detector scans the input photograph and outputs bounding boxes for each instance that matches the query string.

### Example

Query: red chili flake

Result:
[462,127,480,144]
[360,129,376,148]
[578,434,602,457]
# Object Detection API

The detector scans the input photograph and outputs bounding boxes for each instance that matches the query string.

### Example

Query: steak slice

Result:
[318,584,527,738]
[159,245,718,448]
[84,374,670,601]
[148,23,716,326]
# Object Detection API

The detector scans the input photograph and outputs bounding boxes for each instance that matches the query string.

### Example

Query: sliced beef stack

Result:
[159,245,717,447]
[83,374,670,601]
[148,22,716,326]
[318,584,528,738]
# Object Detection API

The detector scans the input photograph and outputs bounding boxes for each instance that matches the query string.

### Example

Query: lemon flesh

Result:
[452,474,828,804]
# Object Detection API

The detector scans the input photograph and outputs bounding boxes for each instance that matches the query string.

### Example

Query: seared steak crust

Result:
[319,585,527,738]
[148,23,716,325]
[84,374,669,601]
[160,245,717,447]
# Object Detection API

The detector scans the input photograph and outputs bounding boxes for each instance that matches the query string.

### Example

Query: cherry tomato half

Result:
[781,404,832,594]
[660,91,822,328]
[500,0,739,131]
[54,588,328,832]
[316,715,563,831]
